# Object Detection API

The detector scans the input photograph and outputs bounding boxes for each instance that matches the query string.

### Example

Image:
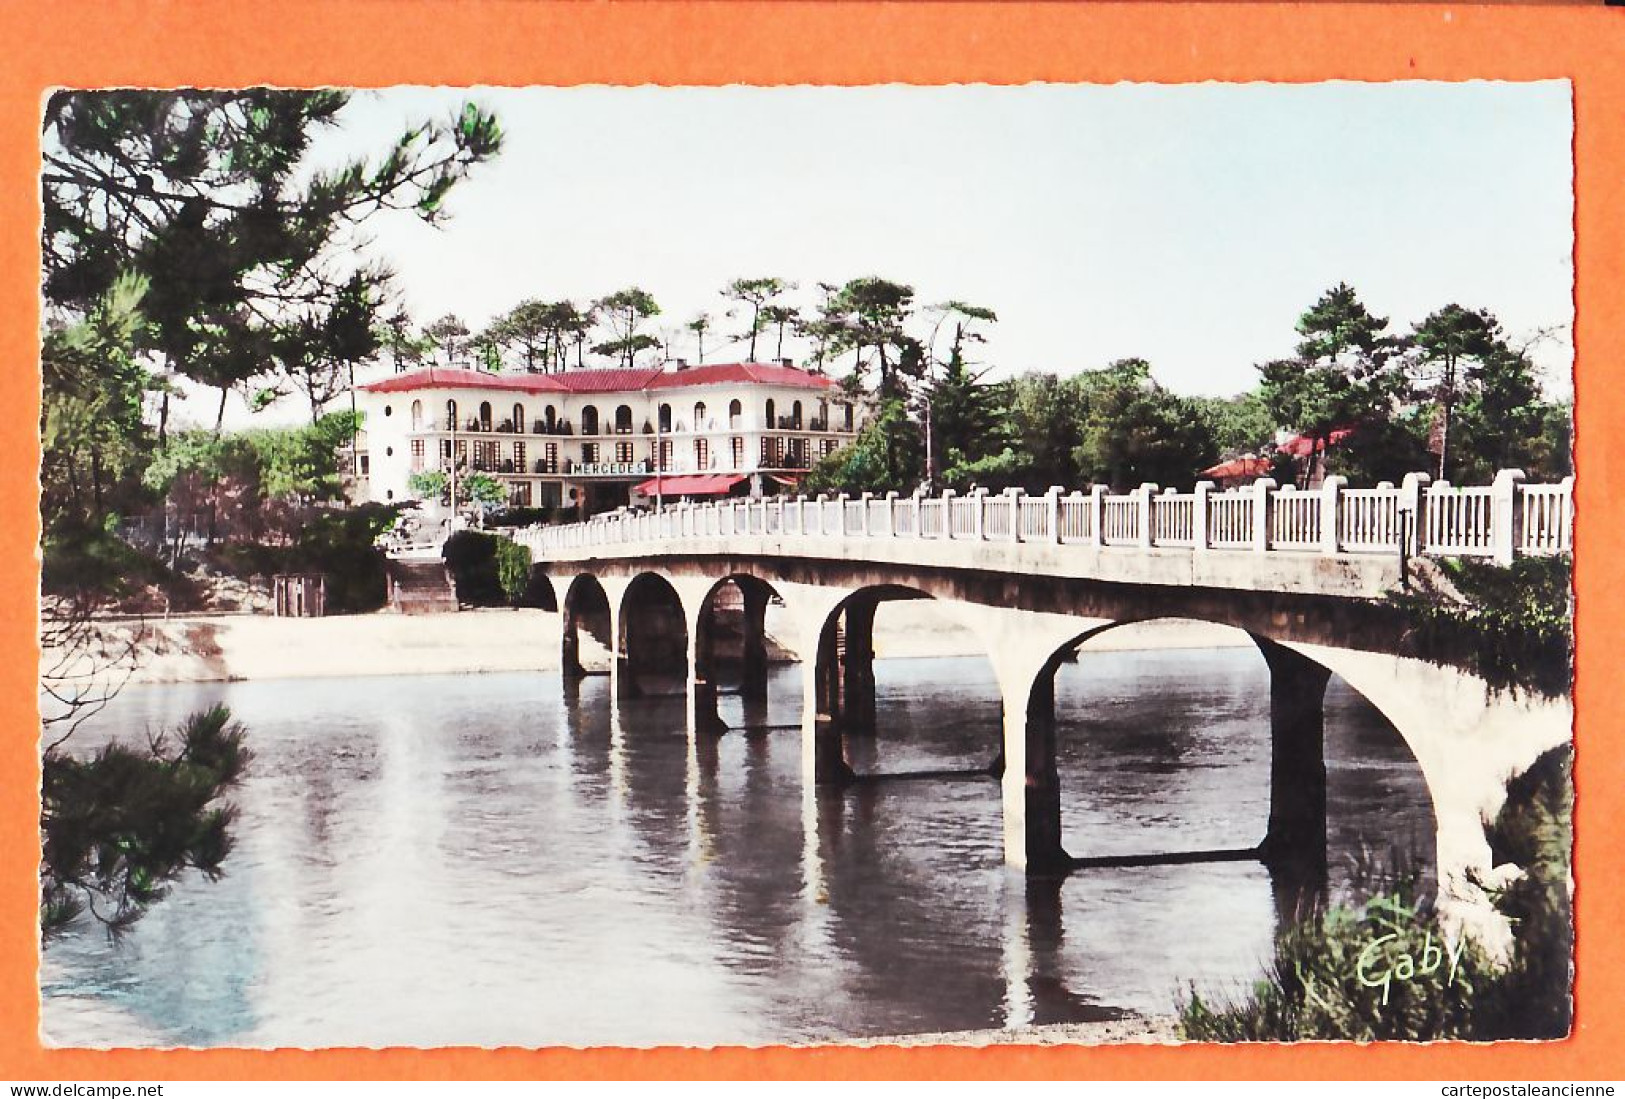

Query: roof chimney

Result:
[672,358,689,371]
[779,358,794,368]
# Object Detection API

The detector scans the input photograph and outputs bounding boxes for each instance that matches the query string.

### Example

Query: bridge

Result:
[508,469,1574,942]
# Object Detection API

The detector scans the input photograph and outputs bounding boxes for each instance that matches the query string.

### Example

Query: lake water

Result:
[39,645,1433,1048]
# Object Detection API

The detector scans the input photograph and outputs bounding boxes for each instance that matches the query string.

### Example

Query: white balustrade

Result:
[868,495,891,536]
[921,498,945,538]
[894,494,918,536]
[1151,490,1195,547]
[506,473,1573,570]
[1271,487,1322,550]
[844,497,866,535]
[1520,478,1573,554]
[1020,495,1050,541]
[823,497,842,534]
[1339,485,1401,554]
[1101,495,1139,546]
[1058,492,1091,544]
[984,493,1014,541]
[1424,482,1496,557]
[1207,490,1254,549]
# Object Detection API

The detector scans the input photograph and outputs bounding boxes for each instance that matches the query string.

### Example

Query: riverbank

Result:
[65,609,566,685]
[49,605,1251,686]
[847,1015,1183,1047]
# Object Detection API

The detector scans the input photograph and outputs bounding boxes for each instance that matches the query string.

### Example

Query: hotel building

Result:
[354,360,863,516]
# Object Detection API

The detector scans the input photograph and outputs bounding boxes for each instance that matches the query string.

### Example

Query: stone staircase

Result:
[387,558,458,614]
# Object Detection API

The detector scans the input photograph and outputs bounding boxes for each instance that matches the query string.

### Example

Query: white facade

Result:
[355,361,863,515]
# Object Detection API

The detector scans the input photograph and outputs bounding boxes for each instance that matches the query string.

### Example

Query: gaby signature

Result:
[1353,930,1470,1006]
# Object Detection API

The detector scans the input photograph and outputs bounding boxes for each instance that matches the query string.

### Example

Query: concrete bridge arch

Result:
[534,553,1569,941]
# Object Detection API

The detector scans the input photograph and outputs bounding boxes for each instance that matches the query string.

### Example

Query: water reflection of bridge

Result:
[514,470,1573,942]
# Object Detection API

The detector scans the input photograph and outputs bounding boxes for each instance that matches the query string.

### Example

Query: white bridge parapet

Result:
[513,469,1571,583]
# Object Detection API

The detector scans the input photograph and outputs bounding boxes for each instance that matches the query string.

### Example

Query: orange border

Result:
[3,1,1619,1081]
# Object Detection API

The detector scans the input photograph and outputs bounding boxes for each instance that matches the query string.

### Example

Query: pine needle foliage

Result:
[41,705,252,938]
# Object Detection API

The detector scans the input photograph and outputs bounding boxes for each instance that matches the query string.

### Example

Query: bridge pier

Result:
[805,593,887,780]
[1255,637,1331,885]
[739,584,771,704]
[561,624,584,682]
[812,613,857,783]
[839,597,879,736]
[1009,662,1072,875]
[689,604,728,735]
[560,575,616,684]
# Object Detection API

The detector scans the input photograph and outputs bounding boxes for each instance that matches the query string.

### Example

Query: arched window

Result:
[411,400,423,430]
[615,404,633,433]
[581,405,600,435]
[545,405,557,432]
[817,400,828,429]
[791,400,803,429]
[658,403,672,432]
[765,398,776,428]
[842,402,853,431]
[513,403,525,433]
[446,399,458,430]
[728,399,742,428]
[478,401,493,430]
[693,402,707,430]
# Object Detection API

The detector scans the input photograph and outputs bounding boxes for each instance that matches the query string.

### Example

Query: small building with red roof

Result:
[354,359,862,516]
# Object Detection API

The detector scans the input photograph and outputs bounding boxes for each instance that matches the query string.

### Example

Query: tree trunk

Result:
[348,361,360,478]
[1437,354,1456,481]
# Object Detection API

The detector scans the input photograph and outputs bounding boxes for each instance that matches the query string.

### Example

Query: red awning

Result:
[633,473,746,496]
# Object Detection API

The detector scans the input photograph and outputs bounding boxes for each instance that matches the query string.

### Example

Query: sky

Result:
[200,81,1574,428]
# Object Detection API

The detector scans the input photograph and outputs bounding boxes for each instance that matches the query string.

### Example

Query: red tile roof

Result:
[632,473,746,496]
[1200,456,1273,480]
[359,362,835,396]
[359,367,569,395]
[553,367,665,393]
[647,362,835,391]
[1279,427,1356,457]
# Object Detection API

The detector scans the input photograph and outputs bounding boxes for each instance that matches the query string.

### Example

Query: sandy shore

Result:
[57,609,565,685]
[46,604,1248,686]
[840,1015,1183,1047]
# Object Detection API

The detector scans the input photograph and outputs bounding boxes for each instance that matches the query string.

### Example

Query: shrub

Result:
[1179,881,1487,1041]
[41,516,170,601]
[290,503,402,614]
[494,539,532,607]
[1178,747,1575,1042]
[1390,554,1572,699]
[442,529,504,606]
